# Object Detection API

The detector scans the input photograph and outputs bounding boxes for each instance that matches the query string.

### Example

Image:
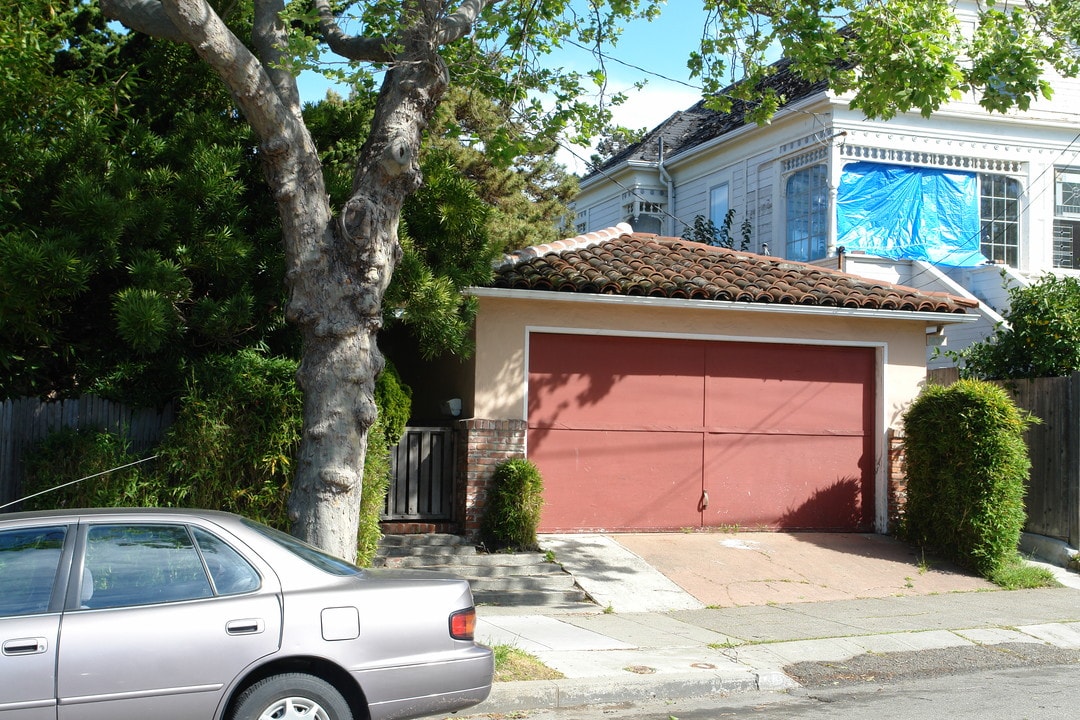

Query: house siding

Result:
[579,198,622,232]
[669,148,782,255]
[579,60,1080,280]
[573,43,1080,366]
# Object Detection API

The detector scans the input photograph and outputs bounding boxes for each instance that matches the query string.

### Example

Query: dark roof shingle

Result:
[492,226,976,314]
[588,59,829,177]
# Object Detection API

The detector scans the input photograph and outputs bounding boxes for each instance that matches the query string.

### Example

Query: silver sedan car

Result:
[0,508,493,720]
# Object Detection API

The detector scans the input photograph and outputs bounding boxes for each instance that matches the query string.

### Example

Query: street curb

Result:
[1021,532,1079,569]
[472,670,799,714]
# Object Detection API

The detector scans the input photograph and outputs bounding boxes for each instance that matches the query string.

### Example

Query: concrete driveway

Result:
[540,532,997,613]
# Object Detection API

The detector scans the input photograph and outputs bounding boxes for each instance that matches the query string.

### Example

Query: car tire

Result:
[231,673,353,720]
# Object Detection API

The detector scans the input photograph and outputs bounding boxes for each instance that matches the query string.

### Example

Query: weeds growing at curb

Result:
[989,554,1059,589]
[491,644,564,683]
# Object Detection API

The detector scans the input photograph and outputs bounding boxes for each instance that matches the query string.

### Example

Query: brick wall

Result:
[887,429,906,533]
[456,419,527,540]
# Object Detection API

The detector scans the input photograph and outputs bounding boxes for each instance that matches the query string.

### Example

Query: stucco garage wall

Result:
[472,293,927,424]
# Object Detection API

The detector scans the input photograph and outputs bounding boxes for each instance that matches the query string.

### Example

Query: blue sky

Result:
[545,3,711,170]
[296,3,711,172]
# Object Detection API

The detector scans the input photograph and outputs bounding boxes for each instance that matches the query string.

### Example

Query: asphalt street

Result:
[458,661,1080,720]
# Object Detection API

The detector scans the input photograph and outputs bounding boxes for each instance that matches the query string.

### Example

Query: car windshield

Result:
[243,520,361,576]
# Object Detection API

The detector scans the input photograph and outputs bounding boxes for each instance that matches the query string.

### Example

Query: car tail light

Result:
[449,607,476,640]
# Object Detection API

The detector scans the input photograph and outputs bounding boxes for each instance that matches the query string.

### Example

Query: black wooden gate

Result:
[383,426,456,521]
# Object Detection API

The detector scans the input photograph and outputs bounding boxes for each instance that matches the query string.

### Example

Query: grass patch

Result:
[492,644,564,682]
[988,554,1060,590]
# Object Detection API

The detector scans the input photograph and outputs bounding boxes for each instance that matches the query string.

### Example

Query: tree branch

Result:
[253,0,301,111]
[155,0,294,144]
[313,0,397,62]
[100,0,188,43]
[436,0,501,46]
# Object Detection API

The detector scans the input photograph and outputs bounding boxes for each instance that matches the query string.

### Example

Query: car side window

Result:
[0,526,67,617]
[192,527,261,595]
[82,524,213,609]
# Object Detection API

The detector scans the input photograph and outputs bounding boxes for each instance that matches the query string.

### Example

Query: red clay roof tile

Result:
[492,227,976,315]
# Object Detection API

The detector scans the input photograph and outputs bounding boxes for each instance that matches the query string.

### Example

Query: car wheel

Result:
[231,673,353,720]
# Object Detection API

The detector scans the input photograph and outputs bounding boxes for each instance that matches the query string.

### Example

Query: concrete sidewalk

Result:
[467,533,1080,715]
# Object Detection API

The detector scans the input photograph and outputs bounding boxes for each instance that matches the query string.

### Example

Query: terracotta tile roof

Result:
[492,226,976,314]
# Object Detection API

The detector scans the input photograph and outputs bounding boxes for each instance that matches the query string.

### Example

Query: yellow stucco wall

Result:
[472,291,936,427]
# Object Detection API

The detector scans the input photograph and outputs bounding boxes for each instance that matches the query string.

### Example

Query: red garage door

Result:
[527,333,875,532]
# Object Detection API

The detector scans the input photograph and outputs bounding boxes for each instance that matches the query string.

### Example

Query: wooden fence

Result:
[0,396,175,509]
[926,369,1080,548]
[1,396,454,523]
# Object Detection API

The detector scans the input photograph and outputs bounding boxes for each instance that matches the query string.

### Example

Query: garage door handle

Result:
[700,491,709,510]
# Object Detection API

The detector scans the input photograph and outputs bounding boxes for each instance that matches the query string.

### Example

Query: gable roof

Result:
[589,59,829,177]
[491,225,976,314]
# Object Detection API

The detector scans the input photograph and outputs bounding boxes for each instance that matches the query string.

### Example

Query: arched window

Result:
[785,165,828,261]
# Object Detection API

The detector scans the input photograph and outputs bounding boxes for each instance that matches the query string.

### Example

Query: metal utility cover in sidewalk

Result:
[527,333,875,533]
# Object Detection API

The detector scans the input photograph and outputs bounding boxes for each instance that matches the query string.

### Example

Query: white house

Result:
[570,2,1080,365]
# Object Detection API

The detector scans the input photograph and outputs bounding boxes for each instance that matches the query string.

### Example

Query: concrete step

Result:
[473,588,590,606]
[376,534,595,609]
[468,574,578,592]
[441,562,566,578]
[377,533,475,558]
[380,553,556,570]
[378,533,468,548]
[378,544,478,558]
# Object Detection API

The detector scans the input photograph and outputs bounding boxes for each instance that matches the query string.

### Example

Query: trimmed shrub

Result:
[901,379,1035,577]
[481,458,544,552]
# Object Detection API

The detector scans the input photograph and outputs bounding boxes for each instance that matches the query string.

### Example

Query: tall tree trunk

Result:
[100,0,470,560]
[286,40,449,559]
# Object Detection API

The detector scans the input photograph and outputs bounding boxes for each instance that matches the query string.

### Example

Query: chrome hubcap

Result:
[258,697,331,720]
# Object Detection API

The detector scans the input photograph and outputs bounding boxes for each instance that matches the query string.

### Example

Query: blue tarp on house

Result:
[836,162,987,267]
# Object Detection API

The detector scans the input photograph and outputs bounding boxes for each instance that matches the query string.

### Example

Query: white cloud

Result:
[557,82,701,175]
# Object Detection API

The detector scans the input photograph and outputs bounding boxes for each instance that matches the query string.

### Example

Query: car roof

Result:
[0,507,246,525]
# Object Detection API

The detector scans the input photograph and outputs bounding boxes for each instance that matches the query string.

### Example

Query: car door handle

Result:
[226,619,265,636]
[3,637,48,656]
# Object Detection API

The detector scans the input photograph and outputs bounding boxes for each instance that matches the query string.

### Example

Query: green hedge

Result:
[22,350,411,567]
[22,429,171,510]
[901,379,1034,577]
